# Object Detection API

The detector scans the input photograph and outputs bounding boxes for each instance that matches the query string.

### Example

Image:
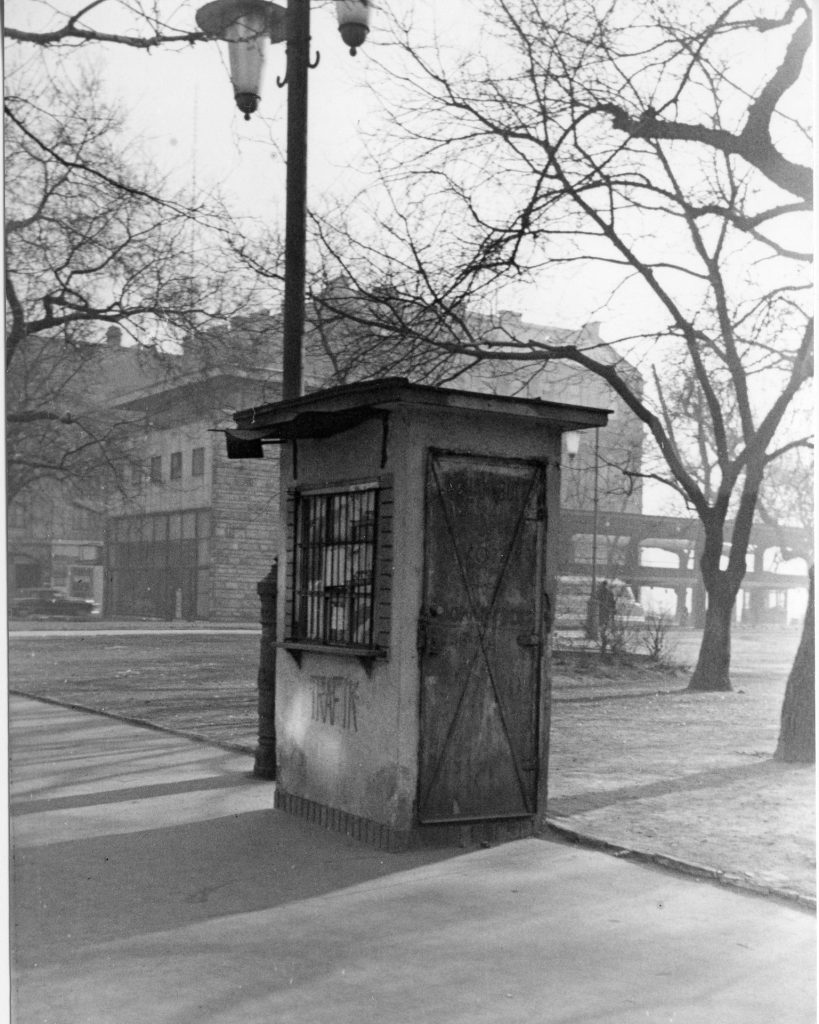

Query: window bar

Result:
[362,489,368,647]
[353,490,361,646]
[310,496,318,641]
[299,495,309,638]
[324,493,332,644]
[367,489,377,646]
[307,496,316,639]
[346,492,355,644]
[342,493,349,642]
[313,497,320,640]
[333,494,340,642]
[298,500,304,640]
[349,491,358,645]
[292,487,379,648]
[311,496,321,640]
[340,493,349,642]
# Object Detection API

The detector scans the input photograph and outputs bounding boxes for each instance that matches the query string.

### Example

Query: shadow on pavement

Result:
[11,772,257,815]
[547,757,805,817]
[12,804,461,970]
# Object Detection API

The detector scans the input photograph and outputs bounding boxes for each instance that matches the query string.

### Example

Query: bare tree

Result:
[5,59,259,504]
[305,274,466,386]
[775,568,814,762]
[758,444,814,548]
[756,443,814,759]
[314,0,813,691]
[221,216,465,385]
[4,2,205,49]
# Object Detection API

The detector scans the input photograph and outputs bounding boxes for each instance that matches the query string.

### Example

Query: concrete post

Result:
[253,561,278,779]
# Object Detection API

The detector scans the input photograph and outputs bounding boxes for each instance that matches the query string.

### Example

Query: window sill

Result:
[278,641,387,673]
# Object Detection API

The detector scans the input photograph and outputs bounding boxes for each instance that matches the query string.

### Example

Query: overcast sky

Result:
[8,1,601,326]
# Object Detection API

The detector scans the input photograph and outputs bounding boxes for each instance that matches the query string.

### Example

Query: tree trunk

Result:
[688,587,734,692]
[775,568,815,764]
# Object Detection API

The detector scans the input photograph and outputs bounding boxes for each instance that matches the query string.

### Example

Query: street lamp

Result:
[336,0,371,53]
[195,0,372,400]
[196,0,372,780]
[587,427,601,640]
[196,0,287,119]
[564,428,600,639]
[564,431,581,460]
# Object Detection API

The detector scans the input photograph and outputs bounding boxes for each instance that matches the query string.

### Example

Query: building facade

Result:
[104,369,283,622]
[8,312,647,622]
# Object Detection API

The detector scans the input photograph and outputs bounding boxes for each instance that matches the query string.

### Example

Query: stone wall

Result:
[209,431,281,621]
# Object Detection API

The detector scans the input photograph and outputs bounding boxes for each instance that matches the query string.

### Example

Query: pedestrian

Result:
[597,580,616,652]
[597,580,614,629]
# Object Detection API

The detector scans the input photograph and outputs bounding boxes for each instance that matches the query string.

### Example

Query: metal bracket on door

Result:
[417,605,445,655]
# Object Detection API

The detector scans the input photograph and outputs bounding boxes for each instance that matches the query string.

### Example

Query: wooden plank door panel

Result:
[418,452,544,823]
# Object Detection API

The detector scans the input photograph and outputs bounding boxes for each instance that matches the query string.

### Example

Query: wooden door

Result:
[418,451,546,823]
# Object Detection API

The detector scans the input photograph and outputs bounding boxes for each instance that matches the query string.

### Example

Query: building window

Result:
[107,508,212,620]
[149,455,162,483]
[191,447,205,477]
[170,451,182,480]
[291,484,379,648]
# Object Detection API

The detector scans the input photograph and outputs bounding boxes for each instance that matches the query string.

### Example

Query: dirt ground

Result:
[8,624,815,905]
[549,641,814,903]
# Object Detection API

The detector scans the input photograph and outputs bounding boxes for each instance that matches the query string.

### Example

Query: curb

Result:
[10,689,258,759]
[543,819,816,912]
[10,692,813,912]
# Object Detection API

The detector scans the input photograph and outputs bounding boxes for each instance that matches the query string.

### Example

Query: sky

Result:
[5,0,814,522]
[6,3,488,228]
[7,1,811,331]
[6,0,606,326]
[8,0,385,223]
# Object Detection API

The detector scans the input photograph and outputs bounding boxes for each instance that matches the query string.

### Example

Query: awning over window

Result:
[224,406,381,458]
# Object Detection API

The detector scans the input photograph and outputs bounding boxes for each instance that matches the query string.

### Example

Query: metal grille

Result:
[294,486,379,647]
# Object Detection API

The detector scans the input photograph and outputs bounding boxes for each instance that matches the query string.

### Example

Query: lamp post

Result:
[196,0,371,778]
[564,428,600,639]
[196,0,372,401]
[586,427,600,640]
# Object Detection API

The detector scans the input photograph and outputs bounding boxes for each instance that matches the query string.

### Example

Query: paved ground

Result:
[10,696,816,1024]
[10,624,814,904]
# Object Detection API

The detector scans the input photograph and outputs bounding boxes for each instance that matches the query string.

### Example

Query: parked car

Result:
[10,588,97,619]
[555,576,645,630]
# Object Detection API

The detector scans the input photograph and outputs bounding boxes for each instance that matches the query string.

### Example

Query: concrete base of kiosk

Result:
[275,787,538,851]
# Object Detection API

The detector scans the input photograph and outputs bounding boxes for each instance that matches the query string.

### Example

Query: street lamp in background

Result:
[564,428,600,640]
[586,428,601,640]
[563,430,581,461]
[195,0,372,401]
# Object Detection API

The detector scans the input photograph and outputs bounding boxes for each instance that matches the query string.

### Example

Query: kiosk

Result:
[227,379,609,848]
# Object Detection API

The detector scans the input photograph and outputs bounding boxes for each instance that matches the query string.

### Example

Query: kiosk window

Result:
[292,485,379,648]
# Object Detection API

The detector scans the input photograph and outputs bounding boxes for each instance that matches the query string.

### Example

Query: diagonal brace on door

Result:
[419,458,543,814]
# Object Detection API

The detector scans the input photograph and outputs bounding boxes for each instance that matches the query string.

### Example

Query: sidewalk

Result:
[10,696,815,1024]
[9,626,814,904]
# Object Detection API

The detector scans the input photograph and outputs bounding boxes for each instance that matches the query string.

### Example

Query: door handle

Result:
[418,606,445,654]
[543,591,554,632]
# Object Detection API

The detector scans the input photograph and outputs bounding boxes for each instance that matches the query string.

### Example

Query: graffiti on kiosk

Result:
[311,675,359,731]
